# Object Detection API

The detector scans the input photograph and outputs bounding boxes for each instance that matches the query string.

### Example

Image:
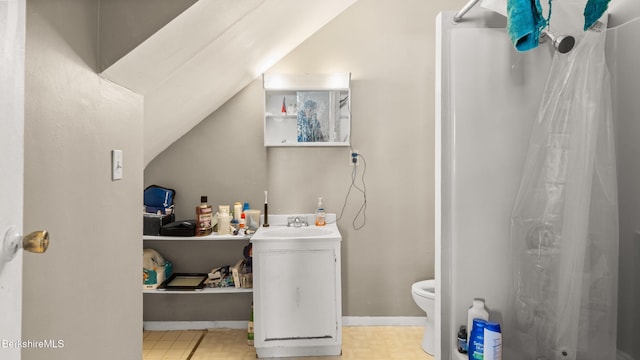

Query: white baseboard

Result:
[342,316,426,326]
[143,317,427,331]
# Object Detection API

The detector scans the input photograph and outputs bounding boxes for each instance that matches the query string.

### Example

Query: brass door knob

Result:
[22,230,49,254]
[2,227,50,262]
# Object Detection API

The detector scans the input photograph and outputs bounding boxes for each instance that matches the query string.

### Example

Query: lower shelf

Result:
[144,287,253,295]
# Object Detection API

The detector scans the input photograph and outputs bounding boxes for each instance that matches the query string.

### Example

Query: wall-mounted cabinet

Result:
[263,73,350,147]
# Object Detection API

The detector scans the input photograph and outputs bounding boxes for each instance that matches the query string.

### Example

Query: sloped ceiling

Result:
[101,0,358,166]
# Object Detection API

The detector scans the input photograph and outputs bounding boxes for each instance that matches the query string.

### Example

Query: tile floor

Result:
[143,326,435,360]
[143,330,204,360]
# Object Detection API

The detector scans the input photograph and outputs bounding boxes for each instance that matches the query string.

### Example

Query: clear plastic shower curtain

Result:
[507,20,618,360]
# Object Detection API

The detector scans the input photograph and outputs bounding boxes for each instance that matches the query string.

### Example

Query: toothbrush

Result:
[263,190,269,227]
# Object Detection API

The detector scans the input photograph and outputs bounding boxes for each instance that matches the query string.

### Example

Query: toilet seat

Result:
[412,279,435,299]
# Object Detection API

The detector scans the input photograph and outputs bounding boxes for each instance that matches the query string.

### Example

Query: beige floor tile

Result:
[144,326,434,360]
[160,332,182,341]
[152,341,174,351]
[143,350,167,359]
[144,331,165,340]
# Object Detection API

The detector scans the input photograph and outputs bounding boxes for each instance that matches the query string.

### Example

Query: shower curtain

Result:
[507,15,618,360]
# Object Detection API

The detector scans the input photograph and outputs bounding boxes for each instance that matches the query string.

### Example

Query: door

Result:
[0,1,26,359]
[259,249,337,342]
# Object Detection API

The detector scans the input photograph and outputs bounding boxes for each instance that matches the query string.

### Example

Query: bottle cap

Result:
[458,325,467,339]
[201,196,208,203]
[485,321,501,333]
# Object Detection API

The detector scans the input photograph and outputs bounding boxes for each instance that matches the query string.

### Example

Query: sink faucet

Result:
[287,216,308,227]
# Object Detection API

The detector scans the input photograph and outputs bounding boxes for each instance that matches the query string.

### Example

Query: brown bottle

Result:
[196,196,213,236]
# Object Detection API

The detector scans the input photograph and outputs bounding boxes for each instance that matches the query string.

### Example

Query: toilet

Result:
[411,279,436,355]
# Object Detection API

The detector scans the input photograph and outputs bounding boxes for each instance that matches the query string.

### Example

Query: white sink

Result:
[257,226,333,238]
[251,214,341,242]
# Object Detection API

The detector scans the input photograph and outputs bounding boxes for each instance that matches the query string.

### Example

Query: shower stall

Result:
[436,2,640,359]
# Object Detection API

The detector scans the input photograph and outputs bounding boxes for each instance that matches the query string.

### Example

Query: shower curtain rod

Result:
[453,0,481,23]
[451,0,577,53]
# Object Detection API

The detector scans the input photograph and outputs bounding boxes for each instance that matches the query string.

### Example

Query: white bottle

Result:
[483,321,502,360]
[467,299,489,345]
[218,205,231,235]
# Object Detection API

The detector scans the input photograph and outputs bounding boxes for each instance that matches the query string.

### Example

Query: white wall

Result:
[22,1,143,359]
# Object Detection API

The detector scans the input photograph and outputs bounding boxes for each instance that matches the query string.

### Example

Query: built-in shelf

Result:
[262,141,351,147]
[143,234,251,241]
[266,113,297,118]
[143,233,252,296]
[143,287,252,295]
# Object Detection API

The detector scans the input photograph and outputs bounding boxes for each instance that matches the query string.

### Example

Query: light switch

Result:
[112,150,123,181]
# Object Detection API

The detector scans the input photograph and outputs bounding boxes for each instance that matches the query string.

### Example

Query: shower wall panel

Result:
[439,5,640,360]
[437,11,552,358]
[610,17,640,360]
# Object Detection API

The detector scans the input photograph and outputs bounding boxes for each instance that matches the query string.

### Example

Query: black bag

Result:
[160,220,197,237]
[143,213,175,236]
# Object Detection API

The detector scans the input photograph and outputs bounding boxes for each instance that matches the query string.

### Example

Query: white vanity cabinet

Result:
[251,215,342,358]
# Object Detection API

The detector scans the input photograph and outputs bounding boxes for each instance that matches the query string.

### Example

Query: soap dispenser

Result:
[315,197,326,226]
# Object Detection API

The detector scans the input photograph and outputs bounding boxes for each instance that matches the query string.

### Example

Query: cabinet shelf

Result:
[143,234,251,241]
[143,287,252,295]
[265,113,297,118]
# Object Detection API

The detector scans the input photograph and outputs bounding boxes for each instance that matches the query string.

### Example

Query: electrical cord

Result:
[333,148,367,230]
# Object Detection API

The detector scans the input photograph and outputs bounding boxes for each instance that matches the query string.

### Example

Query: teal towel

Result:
[584,0,610,30]
[507,0,547,52]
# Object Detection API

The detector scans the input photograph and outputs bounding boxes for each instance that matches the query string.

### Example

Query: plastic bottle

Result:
[483,322,502,360]
[315,197,326,226]
[196,196,213,236]
[467,299,489,348]
[468,318,487,359]
[247,303,254,345]
[239,212,246,230]
[457,325,468,354]
[218,205,231,235]
[234,202,243,221]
